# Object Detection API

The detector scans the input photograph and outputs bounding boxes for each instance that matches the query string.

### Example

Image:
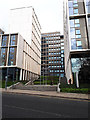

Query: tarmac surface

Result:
[2,92,89,118]
[1,88,89,101]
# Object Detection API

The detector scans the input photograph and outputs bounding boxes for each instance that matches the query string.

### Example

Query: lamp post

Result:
[5,67,9,90]
[43,63,45,85]
[40,65,41,85]
[43,67,44,85]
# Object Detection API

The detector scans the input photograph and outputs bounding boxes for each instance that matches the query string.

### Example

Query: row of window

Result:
[70,19,83,50]
[49,52,61,55]
[0,47,16,66]
[48,66,64,69]
[49,56,64,60]
[49,47,64,51]
[1,35,17,47]
[68,0,85,16]
[49,58,64,64]
[48,44,61,47]
[41,40,61,44]
[42,36,60,40]
[41,33,60,37]
[48,73,64,77]
[50,70,64,73]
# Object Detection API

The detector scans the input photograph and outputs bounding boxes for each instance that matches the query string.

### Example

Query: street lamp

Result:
[43,63,45,85]
[40,65,41,85]
[5,67,9,90]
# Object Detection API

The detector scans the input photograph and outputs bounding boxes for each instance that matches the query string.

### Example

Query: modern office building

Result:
[0,6,41,81]
[63,0,90,84]
[41,32,65,78]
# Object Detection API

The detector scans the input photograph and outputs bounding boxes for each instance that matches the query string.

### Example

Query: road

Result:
[2,92,89,118]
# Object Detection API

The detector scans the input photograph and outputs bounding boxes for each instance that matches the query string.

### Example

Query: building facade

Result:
[41,32,65,78]
[0,6,41,81]
[63,0,90,84]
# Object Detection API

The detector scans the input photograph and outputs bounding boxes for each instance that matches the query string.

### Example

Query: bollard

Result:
[57,83,60,93]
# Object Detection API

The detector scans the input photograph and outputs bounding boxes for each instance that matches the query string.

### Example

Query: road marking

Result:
[3,104,71,118]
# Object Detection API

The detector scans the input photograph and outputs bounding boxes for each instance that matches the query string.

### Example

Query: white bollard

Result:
[57,83,60,93]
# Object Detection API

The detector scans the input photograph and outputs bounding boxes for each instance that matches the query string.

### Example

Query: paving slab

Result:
[1,88,89,101]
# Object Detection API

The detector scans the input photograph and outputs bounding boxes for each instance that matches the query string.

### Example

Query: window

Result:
[8,47,16,65]
[86,0,90,13]
[68,1,73,8]
[76,30,80,34]
[74,9,78,14]
[2,36,8,46]
[60,74,64,77]
[71,39,76,50]
[61,43,64,46]
[75,19,79,23]
[70,20,74,27]
[69,8,73,15]
[61,58,63,61]
[77,41,82,46]
[61,50,64,53]
[10,35,16,45]
[75,24,80,27]
[73,0,77,4]
[0,48,6,66]
[73,4,78,7]
[61,39,64,42]
[70,28,75,38]
[76,35,81,38]
[61,54,64,57]
[57,74,59,76]
[61,46,64,49]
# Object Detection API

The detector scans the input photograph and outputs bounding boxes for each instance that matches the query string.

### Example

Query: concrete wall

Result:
[16,33,24,68]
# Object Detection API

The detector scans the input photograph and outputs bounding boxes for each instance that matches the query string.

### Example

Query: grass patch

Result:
[1,80,18,88]
[61,88,89,94]
[34,79,58,85]
[60,83,90,94]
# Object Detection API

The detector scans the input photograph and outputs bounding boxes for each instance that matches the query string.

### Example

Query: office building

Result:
[0,6,41,81]
[41,32,65,78]
[63,0,90,84]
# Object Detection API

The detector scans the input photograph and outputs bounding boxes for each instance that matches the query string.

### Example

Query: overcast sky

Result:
[0,0,63,34]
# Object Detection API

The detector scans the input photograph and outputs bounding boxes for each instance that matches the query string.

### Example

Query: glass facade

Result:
[68,0,85,16]
[71,57,90,84]
[0,48,7,66]
[86,0,90,13]
[8,47,16,65]
[10,35,17,45]
[1,67,20,81]
[64,0,90,85]
[2,36,8,46]
[0,34,17,66]
[70,18,88,50]
[41,33,65,77]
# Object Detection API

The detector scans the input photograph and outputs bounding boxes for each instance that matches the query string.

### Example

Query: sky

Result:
[0,0,63,34]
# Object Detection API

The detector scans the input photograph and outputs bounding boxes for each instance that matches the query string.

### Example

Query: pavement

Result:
[1,88,89,101]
